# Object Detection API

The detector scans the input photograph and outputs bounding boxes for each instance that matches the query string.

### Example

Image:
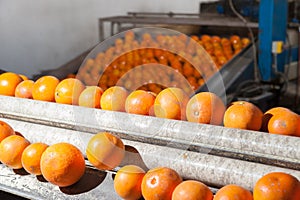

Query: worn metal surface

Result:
[0,96,299,171]
[1,117,300,200]
[98,14,258,41]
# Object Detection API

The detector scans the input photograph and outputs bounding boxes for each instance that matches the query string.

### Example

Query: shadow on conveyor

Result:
[121,145,149,171]
[58,145,148,196]
[13,168,30,176]
[59,167,107,195]
[0,191,29,200]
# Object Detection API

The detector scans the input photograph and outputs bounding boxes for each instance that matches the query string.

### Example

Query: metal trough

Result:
[0,96,299,199]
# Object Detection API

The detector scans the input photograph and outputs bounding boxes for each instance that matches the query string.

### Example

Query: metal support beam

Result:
[258,0,288,81]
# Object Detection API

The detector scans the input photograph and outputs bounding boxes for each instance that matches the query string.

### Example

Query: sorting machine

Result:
[1,0,300,199]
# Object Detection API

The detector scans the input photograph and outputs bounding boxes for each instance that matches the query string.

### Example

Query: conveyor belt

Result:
[0,95,299,199]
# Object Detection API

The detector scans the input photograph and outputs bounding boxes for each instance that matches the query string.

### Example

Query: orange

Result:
[242,38,251,47]
[223,101,263,131]
[78,86,103,108]
[32,75,60,102]
[125,90,156,116]
[86,132,125,170]
[186,92,225,125]
[15,80,34,99]
[201,35,211,42]
[0,72,23,96]
[253,172,300,200]
[141,166,182,200]
[55,78,86,105]
[0,135,30,169]
[172,180,213,200]
[154,87,189,120]
[261,107,290,132]
[214,184,253,200]
[100,86,128,112]
[40,142,85,187]
[262,107,300,136]
[21,142,48,175]
[268,111,300,136]
[114,165,145,200]
[0,120,15,143]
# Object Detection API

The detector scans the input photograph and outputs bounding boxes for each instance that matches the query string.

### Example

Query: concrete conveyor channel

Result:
[0,95,299,199]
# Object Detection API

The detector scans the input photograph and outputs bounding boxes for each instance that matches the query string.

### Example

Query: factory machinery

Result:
[1,0,300,199]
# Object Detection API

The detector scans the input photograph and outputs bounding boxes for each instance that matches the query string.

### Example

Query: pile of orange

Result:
[108,136,299,200]
[0,118,300,199]
[84,131,300,200]
[1,71,300,138]
[76,31,250,93]
[0,72,87,106]
[0,119,86,187]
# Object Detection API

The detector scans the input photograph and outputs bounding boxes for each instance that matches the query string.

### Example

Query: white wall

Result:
[0,0,215,77]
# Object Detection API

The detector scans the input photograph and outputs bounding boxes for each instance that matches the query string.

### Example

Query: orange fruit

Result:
[114,165,145,200]
[242,38,251,47]
[40,142,85,187]
[125,90,156,116]
[253,172,300,200]
[261,107,290,132]
[268,111,300,136]
[186,92,225,125]
[78,86,103,108]
[141,166,182,200]
[214,184,253,200]
[86,132,125,170]
[0,72,23,96]
[223,101,263,131]
[21,142,48,175]
[172,180,213,200]
[0,135,30,169]
[15,80,34,99]
[32,75,60,102]
[54,78,86,105]
[100,86,128,112]
[0,120,15,143]
[154,87,189,120]
[262,107,300,136]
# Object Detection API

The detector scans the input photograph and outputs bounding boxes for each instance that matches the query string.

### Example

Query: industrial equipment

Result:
[2,1,298,199]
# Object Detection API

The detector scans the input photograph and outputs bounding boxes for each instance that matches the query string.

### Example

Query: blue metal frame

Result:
[258,0,288,81]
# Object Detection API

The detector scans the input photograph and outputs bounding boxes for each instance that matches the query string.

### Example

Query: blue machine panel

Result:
[258,0,288,81]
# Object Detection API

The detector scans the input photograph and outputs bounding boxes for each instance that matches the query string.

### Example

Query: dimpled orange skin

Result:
[78,86,103,108]
[261,107,292,132]
[141,166,182,200]
[114,165,145,200]
[0,120,15,143]
[86,132,125,170]
[54,78,86,105]
[125,90,156,116]
[15,80,34,99]
[154,87,189,120]
[0,135,30,169]
[32,76,60,102]
[186,92,225,125]
[223,101,263,131]
[267,110,300,136]
[21,143,48,175]
[100,86,129,112]
[172,180,214,200]
[253,172,300,200]
[214,184,253,200]
[40,142,86,187]
[0,72,23,96]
